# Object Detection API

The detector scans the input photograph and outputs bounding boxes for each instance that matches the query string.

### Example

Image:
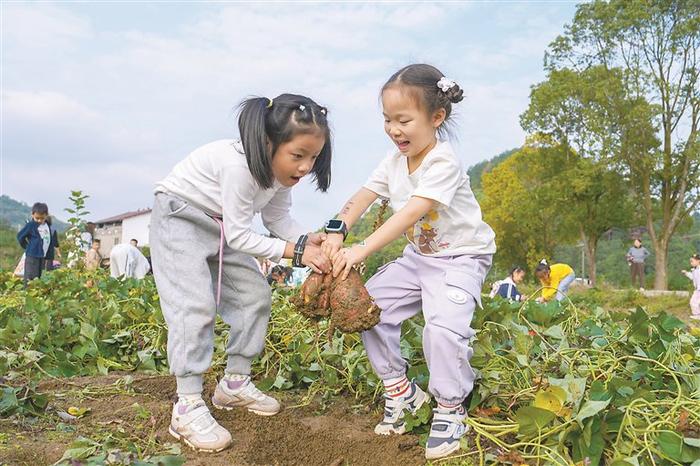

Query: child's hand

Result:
[307,232,327,247]
[321,233,344,259]
[302,243,331,274]
[332,244,368,280]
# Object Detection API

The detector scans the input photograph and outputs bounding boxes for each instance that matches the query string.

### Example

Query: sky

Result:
[1,1,579,229]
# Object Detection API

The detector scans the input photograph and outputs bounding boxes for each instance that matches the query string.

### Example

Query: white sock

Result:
[177,393,203,405]
[383,375,410,399]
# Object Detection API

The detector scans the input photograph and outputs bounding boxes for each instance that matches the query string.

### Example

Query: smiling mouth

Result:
[396,140,410,150]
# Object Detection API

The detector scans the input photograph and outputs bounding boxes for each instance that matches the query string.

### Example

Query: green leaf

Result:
[657,431,700,462]
[575,398,610,423]
[515,406,556,436]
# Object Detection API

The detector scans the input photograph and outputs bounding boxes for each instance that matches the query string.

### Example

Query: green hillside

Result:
[467,147,519,198]
[0,195,69,232]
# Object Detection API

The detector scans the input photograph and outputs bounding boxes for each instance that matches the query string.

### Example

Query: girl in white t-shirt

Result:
[322,64,496,460]
[151,94,332,453]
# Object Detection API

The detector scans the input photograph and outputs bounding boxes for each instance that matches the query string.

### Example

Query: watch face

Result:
[327,219,344,229]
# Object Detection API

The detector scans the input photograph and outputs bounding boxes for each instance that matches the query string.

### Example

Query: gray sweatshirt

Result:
[627,246,650,264]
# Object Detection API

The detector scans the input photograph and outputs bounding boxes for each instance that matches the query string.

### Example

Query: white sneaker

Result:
[374,381,430,435]
[425,406,469,460]
[212,377,281,416]
[169,399,232,452]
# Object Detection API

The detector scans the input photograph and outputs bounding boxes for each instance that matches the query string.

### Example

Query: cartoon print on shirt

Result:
[418,223,439,254]
[404,209,450,254]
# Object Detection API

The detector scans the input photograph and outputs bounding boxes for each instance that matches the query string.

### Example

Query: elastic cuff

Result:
[226,356,252,376]
[435,396,465,406]
[379,369,407,382]
[176,374,204,396]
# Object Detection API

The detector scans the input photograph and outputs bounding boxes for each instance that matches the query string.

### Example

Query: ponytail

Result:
[535,259,550,275]
[238,97,275,189]
[236,94,332,191]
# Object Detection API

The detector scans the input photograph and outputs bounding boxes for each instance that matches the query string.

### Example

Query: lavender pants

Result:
[362,246,492,405]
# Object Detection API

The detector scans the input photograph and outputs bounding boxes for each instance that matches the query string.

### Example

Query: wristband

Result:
[293,234,308,268]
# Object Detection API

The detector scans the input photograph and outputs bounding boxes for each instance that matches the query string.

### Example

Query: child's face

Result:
[92,242,100,251]
[691,257,700,267]
[271,132,325,187]
[536,270,549,282]
[32,212,47,224]
[513,270,526,284]
[381,86,445,161]
[634,239,641,247]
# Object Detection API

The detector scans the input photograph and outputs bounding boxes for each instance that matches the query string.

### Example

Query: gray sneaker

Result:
[425,406,469,459]
[212,377,281,416]
[374,381,430,435]
[169,400,232,453]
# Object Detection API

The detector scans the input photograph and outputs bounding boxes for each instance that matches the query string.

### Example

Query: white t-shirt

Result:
[155,139,307,262]
[364,140,496,256]
[38,223,51,256]
[109,243,150,279]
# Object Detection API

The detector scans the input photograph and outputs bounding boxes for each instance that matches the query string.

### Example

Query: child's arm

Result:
[16,223,31,250]
[321,188,378,258]
[332,195,436,279]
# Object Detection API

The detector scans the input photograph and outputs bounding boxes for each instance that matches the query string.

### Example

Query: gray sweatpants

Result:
[150,193,271,396]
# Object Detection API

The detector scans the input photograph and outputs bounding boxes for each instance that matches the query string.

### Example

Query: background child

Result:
[489,267,526,301]
[109,243,150,279]
[535,260,575,302]
[682,253,700,321]
[151,94,332,453]
[84,239,102,270]
[626,238,651,290]
[16,202,54,286]
[43,216,61,271]
[322,64,496,460]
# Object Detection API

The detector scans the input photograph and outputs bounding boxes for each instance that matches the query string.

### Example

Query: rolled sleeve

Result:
[363,155,391,198]
[412,158,461,207]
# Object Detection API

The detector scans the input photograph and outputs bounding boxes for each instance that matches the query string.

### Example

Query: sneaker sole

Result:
[425,440,461,460]
[168,425,230,453]
[424,424,470,459]
[212,401,280,416]
[374,390,431,436]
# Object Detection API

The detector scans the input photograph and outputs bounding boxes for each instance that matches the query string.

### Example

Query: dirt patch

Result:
[0,374,426,466]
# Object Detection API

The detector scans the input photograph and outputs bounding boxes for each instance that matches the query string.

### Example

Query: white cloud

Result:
[1,2,577,224]
[1,3,92,50]
[3,90,98,122]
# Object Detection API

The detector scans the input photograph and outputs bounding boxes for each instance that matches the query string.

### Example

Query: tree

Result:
[521,67,636,286]
[546,0,700,289]
[481,142,574,274]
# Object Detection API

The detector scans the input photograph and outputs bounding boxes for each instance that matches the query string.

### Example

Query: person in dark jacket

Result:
[43,216,61,271]
[17,202,54,285]
[489,267,526,301]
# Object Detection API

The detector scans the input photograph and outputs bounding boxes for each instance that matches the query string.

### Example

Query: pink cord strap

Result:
[210,215,225,307]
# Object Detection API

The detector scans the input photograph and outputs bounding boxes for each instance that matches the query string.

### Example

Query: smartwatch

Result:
[324,219,348,240]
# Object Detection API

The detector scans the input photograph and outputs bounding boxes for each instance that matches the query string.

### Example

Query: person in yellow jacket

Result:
[534,260,575,302]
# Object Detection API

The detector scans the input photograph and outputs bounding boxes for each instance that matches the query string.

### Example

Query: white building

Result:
[94,209,151,256]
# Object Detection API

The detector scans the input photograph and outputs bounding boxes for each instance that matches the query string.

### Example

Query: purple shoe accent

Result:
[225,378,249,391]
[178,403,189,415]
